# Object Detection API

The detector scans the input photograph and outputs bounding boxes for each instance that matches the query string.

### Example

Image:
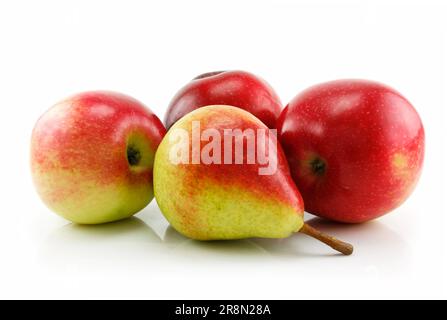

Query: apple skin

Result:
[31,91,166,224]
[277,80,424,223]
[164,70,282,129]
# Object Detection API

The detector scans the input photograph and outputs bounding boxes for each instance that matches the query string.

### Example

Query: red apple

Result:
[164,70,282,129]
[31,91,166,224]
[277,80,424,223]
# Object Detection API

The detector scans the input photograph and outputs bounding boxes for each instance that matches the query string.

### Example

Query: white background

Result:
[0,0,445,299]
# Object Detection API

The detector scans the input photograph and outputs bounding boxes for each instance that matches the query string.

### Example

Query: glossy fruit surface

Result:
[164,70,282,129]
[31,91,166,224]
[277,80,424,223]
[155,105,304,240]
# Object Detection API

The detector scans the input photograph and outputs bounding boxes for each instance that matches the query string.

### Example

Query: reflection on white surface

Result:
[303,216,410,273]
[38,202,410,278]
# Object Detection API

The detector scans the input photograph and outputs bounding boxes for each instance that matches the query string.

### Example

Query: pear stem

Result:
[299,223,353,255]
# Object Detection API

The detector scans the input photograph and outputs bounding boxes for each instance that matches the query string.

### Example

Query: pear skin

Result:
[154,105,353,255]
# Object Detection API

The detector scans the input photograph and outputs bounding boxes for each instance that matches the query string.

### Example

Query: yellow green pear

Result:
[154,105,353,255]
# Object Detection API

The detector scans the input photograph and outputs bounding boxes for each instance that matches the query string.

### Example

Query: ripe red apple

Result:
[31,91,166,224]
[277,80,424,223]
[164,70,282,129]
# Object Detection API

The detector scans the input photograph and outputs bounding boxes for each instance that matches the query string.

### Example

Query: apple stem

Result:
[299,223,353,255]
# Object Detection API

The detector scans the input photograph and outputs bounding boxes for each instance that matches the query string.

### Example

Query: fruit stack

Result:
[31,71,425,256]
